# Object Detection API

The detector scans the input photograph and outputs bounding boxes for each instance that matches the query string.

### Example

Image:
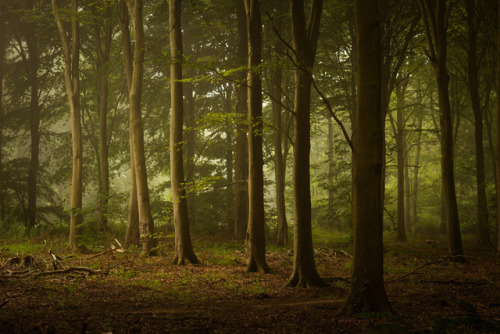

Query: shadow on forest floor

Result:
[1,234,499,333]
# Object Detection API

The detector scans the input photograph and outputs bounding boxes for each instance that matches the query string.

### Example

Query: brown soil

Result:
[1,239,499,333]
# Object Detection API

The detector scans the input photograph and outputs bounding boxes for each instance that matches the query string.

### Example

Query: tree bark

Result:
[244,0,269,273]
[25,2,40,231]
[286,0,325,288]
[496,0,500,254]
[126,0,157,256]
[417,0,463,258]
[94,3,113,231]
[224,87,234,232]
[169,0,198,265]
[0,13,4,220]
[234,0,249,240]
[52,0,83,252]
[395,76,408,242]
[118,0,139,247]
[466,0,490,247]
[338,0,392,315]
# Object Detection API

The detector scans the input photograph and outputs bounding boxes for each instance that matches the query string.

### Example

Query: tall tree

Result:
[52,0,83,252]
[417,0,464,258]
[496,0,500,254]
[0,6,4,220]
[395,74,409,242]
[286,0,325,287]
[244,0,268,273]
[269,0,288,247]
[466,0,490,247]
[118,0,140,247]
[93,1,113,231]
[169,0,198,265]
[234,0,249,240]
[22,0,41,231]
[125,0,157,256]
[338,0,392,315]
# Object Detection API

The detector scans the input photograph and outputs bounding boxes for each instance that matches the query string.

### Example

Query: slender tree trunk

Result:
[411,113,423,230]
[395,77,407,242]
[52,0,83,252]
[327,118,334,226]
[0,14,5,220]
[25,4,40,231]
[338,0,392,315]
[466,0,490,247]
[234,0,249,240]
[184,25,196,228]
[270,2,288,246]
[286,0,325,288]
[496,0,500,254]
[418,0,463,258]
[244,0,268,273]
[126,0,157,256]
[95,4,113,231]
[118,0,139,247]
[224,88,234,232]
[169,0,198,265]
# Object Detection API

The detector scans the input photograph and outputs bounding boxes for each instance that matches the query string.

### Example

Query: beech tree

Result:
[118,0,139,248]
[169,0,198,265]
[417,0,464,258]
[52,0,83,252]
[286,0,325,288]
[338,0,392,315]
[244,0,268,273]
[233,0,249,240]
[125,0,157,256]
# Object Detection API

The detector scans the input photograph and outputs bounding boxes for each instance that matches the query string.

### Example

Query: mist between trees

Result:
[0,0,499,316]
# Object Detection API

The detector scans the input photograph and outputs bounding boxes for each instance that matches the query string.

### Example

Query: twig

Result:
[385,256,450,283]
[34,267,108,277]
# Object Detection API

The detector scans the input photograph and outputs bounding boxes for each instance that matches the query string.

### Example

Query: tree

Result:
[233,0,249,240]
[118,0,139,248]
[417,0,464,258]
[93,1,113,231]
[496,0,500,254]
[286,0,325,288]
[22,0,41,232]
[125,0,157,256]
[465,0,490,247]
[169,0,199,265]
[337,0,392,315]
[268,0,288,247]
[52,0,83,252]
[244,0,268,273]
[0,6,4,220]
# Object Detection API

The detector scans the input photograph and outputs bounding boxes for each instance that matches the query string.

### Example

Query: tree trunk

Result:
[126,0,157,256]
[395,76,407,242]
[25,4,40,231]
[496,0,500,254]
[418,0,463,258]
[169,0,198,265]
[184,25,197,229]
[466,0,490,247]
[270,1,288,247]
[234,0,249,240]
[244,0,268,273]
[224,87,234,232]
[338,0,392,315]
[0,14,4,220]
[411,113,423,230]
[286,0,325,288]
[327,118,334,226]
[118,0,140,247]
[52,0,83,252]
[95,4,113,231]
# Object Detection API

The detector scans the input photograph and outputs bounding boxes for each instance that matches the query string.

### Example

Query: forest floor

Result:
[0,233,500,333]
